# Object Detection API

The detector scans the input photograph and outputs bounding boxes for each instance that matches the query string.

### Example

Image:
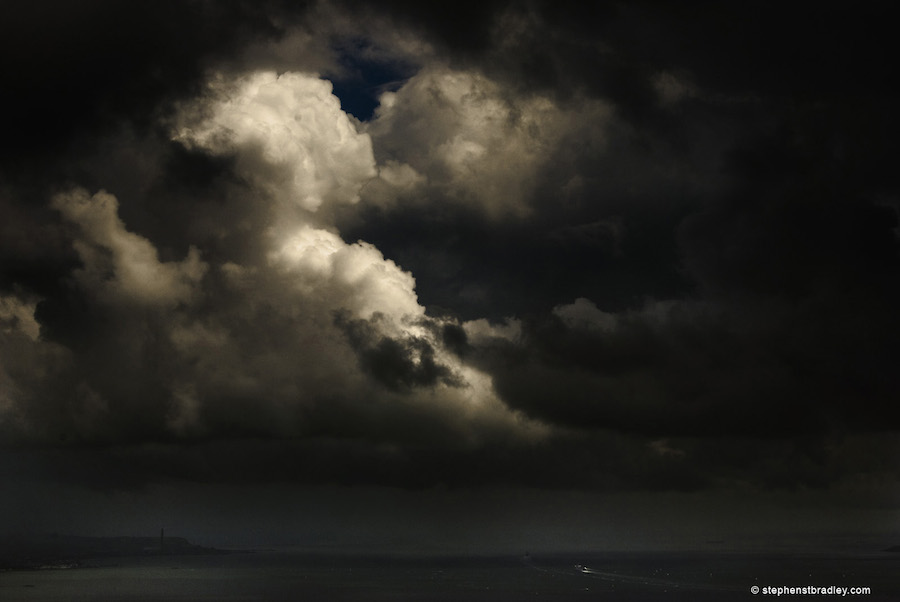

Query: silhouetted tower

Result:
[160,527,165,554]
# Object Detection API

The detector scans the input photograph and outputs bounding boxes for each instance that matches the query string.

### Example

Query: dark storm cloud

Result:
[338,0,900,446]
[467,294,900,439]
[440,99,900,441]
[10,423,895,498]
[0,0,307,298]
[339,0,507,58]
[342,0,899,316]
[0,187,79,297]
[1,0,898,507]
[681,113,900,299]
[0,63,543,464]
[335,311,463,392]
[0,0,302,162]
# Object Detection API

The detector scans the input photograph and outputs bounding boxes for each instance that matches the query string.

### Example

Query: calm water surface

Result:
[1,550,896,601]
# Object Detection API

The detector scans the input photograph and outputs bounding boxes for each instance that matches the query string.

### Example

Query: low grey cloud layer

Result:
[1,1,898,545]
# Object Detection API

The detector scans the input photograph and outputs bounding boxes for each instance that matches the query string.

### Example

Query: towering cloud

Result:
[175,71,377,213]
[364,67,610,218]
[0,1,897,522]
[0,64,547,470]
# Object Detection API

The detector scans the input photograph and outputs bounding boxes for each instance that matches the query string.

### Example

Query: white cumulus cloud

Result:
[52,188,207,307]
[366,67,611,218]
[3,68,553,452]
[271,224,423,323]
[175,71,377,212]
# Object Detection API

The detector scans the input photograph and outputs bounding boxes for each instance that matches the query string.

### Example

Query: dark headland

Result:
[0,532,227,570]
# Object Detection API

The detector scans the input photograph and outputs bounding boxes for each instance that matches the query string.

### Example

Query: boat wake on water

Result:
[522,555,742,594]
[575,563,692,588]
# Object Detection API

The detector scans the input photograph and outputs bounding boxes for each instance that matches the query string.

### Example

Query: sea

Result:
[1,549,897,601]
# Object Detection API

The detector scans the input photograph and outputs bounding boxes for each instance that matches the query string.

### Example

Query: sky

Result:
[1,1,899,554]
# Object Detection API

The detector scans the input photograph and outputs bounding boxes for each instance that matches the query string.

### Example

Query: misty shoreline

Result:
[0,533,231,571]
[4,534,898,573]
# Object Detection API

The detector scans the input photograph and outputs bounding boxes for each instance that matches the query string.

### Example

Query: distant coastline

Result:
[0,533,228,571]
